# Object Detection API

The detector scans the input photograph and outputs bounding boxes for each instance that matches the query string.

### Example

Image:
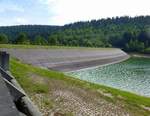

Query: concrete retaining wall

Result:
[0,48,129,72]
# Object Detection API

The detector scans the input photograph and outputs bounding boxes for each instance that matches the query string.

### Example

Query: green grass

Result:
[10,58,150,105]
[10,58,150,115]
[0,44,116,50]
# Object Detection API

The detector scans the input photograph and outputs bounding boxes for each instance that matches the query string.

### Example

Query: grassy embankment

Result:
[10,58,150,115]
[1,44,150,115]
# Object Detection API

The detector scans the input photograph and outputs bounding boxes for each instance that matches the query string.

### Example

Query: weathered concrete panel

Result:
[0,48,129,72]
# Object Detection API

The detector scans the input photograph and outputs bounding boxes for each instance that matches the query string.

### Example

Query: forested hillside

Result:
[0,25,60,41]
[0,16,150,53]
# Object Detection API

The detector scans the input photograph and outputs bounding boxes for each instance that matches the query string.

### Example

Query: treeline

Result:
[0,25,60,41]
[0,16,150,53]
[0,32,58,45]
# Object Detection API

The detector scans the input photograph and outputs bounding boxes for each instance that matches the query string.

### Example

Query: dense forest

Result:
[0,16,150,53]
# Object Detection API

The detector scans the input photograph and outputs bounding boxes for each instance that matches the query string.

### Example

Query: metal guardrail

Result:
[0,51,9,71]
[0,51,42,116]
[0,51,25,102]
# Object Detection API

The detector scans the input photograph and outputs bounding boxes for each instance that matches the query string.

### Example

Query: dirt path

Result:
[30,78,131,116]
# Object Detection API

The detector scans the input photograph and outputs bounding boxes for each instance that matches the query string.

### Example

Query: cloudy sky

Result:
[0,0,149,26]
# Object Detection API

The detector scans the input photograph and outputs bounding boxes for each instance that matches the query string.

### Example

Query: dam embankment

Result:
[0,48,129,72]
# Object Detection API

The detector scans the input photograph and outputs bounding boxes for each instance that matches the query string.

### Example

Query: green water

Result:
[67,57,150,97]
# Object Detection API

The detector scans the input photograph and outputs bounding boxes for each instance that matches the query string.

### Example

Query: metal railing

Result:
[0,51,42,116]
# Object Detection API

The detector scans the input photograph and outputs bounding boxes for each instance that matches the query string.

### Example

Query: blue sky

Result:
[0,0,149,26]
[0,0,54,26]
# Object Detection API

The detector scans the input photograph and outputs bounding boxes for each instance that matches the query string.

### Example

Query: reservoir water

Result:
[67,57,150,97]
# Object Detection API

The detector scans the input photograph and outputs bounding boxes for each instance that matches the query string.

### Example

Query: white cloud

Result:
[38,0,56,4]
[0,17,29,26]
[1,0,149,26]
[0,4,24,13]
[15,18,29,25]
[39,0,150,25]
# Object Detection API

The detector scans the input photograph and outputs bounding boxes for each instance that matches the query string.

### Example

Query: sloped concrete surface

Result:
[1,48,129,72]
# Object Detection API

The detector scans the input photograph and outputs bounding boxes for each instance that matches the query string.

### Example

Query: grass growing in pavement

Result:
[10,58,150,115]
[0,44,116,50]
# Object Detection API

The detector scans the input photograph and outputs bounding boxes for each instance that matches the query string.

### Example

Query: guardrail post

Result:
[0,51,9,71]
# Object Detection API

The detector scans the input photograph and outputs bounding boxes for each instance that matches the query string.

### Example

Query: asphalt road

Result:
[0,75,19,116]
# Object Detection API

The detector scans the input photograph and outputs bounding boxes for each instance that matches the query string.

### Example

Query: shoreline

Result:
[130,53,150,58]
[11,58,150,115]
[65,55,130,72]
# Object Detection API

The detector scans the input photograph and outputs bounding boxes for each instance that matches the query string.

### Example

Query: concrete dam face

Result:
[0,48,129,72]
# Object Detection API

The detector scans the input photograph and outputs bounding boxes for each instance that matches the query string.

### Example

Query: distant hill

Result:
[0,16,150,53]
[0,25,60,41]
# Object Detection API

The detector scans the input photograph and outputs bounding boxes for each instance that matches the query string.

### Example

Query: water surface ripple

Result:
[67,57,150,97]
